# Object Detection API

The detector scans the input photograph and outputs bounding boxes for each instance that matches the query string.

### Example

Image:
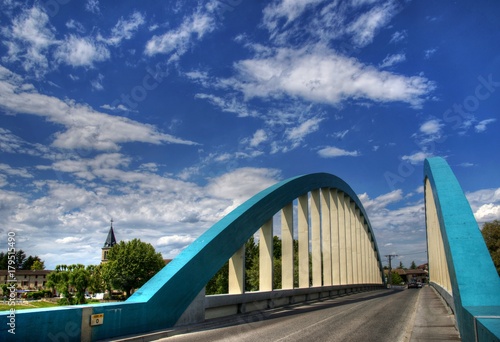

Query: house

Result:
[0,269,52,291]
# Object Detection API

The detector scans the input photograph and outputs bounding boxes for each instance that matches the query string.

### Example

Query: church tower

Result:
[101,219,117,263]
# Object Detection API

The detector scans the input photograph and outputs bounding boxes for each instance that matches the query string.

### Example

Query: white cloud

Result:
[249,129,268,147]
[205,167,281,213]
[85,0,100,14]
[475,118,496,133]
[0,164,33,178]
[285,117,323,142]
[157,235,196,247]
[231,45,434,108]
[359,190,403,212]
[66,19,86,33]
[54,35,110,67]
[317,146,360,158]
[262,0,399,47]
[390,30,407,44]
[100,104,137,113]
[194,93,259,117]
[263,0,326,32]
[331,130,349,140]
[380,53,406,68]
[420,119,443,135]
[466,187,500,223]
[144,5,216,61]
[413,119,444,146]
[347,1,398,47]
[0,66,197,151]
[102,11,145,46]
[91,73,104,91]
[401,151,432,164]
[424,48,437,59]
[55,236,84,244]
[1,6,57,77]
[474,204,500,223]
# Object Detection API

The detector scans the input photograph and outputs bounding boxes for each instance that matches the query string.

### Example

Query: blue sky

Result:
[0,0,499,271]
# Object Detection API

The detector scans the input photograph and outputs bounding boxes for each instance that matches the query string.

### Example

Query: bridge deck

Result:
[103,286,461,341]
[409,286,460,341]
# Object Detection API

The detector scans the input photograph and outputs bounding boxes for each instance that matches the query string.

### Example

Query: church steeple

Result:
[101,219,117,263]
[104,219,117,248]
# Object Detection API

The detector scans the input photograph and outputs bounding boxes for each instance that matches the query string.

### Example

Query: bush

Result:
[57,297,73,305]
[26,290,52,300]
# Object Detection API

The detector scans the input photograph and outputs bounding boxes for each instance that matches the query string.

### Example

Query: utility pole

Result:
[385,254,398,287]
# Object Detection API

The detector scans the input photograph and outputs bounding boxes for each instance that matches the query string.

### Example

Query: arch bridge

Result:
[1,157,499,341]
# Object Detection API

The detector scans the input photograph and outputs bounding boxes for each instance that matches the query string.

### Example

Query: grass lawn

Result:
[0,300,60,311]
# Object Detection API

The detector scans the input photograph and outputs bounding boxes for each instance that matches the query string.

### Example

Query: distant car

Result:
[408,281,420,289]
[416,282,423,288]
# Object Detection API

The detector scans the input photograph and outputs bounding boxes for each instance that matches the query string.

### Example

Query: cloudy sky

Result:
[1,0,499,271]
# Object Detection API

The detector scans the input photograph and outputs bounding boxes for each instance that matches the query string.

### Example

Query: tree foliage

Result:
[410,261,417,269]
[0,250,45,270]
[481,220,500,275]
[391,271,403,285]
[46,264,95,304]
[206,236,301,295]
[102,239,165,298]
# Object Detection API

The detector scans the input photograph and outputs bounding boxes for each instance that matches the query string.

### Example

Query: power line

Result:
[397,250,427,256]
[385,254,398,287]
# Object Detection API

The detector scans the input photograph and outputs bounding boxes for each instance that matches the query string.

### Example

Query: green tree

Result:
[397,261,405,269]
[102,239,164,298]
[46,265,72,304]
[31,259,45,270]
[391,271,403,285]
[23,256,45,270]
[245,238,259,292]
[87,264,106,294]
[0,252,8,269]
[410,261,417,270]
[206,262,229,295]
[0,252,45,270]
[481,220,500,275]
[15,250,27,269]
[206,236,302,294]
[68,264,90,304]
[46,264,92,304]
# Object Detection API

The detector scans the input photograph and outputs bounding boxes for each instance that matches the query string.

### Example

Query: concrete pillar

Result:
[282,203,294,290]
[371,240,376,283]
[259,219,273,291]
[362,222,368,284]
[321,188,332,286]
[350,202,357,284]
[345,196,353,284]
[338,192,347,284]
[229,245,245,294]
[330,189,340,285]
[425,179,452,293]
[367,234,373,283]
[311,189,322,287]
[355,209,362,284]
[298,194,309,288]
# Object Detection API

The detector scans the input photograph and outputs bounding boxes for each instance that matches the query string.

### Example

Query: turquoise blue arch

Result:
[0,173,384,341]
[424,157,500,341]
[121,173,384,335]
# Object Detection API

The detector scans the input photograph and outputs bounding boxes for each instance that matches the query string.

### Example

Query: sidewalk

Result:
[409,285,461,341]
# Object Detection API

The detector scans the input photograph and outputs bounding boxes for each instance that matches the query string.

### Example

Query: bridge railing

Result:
[424,157,500,341]
[0,172,384,341]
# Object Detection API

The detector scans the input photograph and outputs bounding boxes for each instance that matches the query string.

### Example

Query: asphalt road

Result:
[158,288,420,342]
